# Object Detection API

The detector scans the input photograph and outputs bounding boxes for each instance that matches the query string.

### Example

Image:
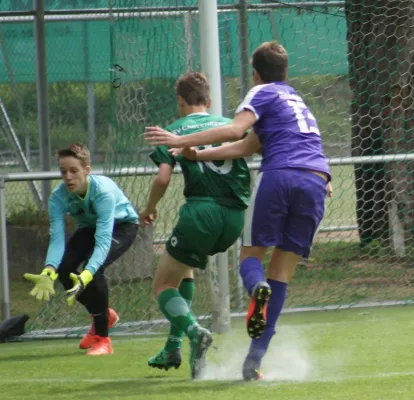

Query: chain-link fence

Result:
[2,1,414,338]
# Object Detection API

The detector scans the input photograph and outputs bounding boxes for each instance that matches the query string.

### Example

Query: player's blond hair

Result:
[252,41,288,83]
[56,143,91,167]
[175,72,210,106]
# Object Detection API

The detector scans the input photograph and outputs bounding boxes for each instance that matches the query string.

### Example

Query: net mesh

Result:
[3,0,414,338]
[104,0,211,334]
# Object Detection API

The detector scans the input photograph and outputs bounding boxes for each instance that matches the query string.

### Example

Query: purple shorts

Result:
[242,168,327,258]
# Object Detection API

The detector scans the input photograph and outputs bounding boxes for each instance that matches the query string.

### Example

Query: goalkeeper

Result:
[24,143,139,355]
[141,72,250,379]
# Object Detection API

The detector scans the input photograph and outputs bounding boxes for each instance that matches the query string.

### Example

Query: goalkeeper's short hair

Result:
[175,72,210,106]
[56,143,91,167]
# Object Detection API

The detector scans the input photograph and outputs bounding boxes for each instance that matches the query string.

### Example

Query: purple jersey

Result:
[236,82,330,179]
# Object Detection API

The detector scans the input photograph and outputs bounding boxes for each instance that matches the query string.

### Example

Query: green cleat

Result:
[148,348,182,371]
[189,327,213,380]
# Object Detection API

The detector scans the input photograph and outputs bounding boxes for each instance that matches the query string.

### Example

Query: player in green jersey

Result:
[141,72,250,379]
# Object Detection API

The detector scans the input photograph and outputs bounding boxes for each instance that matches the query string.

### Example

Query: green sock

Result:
[165,278,195,351]
[158,288,198,342]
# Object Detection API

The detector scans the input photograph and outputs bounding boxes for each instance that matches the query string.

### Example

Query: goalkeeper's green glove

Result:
[66,270,94,307]
[23,268,58,301]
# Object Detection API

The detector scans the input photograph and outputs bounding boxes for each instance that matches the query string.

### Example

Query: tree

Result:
[345,0,414,248]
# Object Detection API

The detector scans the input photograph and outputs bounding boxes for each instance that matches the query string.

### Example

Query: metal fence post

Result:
[198,0,231,333]
[33,0,51,209]
[0,177,10,321]
[238,0,250,99]
[183,11,194,72]
[233,238,244,311]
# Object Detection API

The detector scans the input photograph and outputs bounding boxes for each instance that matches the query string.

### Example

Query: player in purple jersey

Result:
[145,41,332,380]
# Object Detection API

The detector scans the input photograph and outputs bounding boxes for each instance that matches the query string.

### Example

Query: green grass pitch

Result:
[1,306,413,400]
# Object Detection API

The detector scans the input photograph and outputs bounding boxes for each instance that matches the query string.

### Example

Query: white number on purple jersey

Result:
[287,100,320,136]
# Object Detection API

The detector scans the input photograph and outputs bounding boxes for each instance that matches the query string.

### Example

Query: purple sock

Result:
[246,279,288,363]
[239,257,265,295]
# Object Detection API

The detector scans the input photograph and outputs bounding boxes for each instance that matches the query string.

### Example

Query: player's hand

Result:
[144,126,183,147]
[24,267,58,301]
[140,208,158,226]
[168,147,198,160]
[326,181,333,198]
[168,147,184,157]
[66,270,93,307]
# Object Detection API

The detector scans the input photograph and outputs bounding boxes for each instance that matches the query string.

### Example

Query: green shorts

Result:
[166,198,245,269]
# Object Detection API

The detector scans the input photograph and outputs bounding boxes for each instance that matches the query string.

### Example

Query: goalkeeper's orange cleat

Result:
[86,336,113,356]
[108,308,120,329]
[79,332,96,350]
[79,308,119,349]
[246,282,271,339]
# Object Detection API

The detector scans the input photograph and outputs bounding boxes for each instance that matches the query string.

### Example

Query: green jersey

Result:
[150,112,250,210]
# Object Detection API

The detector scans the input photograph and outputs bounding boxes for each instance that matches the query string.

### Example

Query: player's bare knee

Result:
[268,267,293,283]
[153,284,177,300]
[182,269,194,280]
[240,246,267,262]
[152,280,163,300]
[268,248,301,282]
[152,285,161,300]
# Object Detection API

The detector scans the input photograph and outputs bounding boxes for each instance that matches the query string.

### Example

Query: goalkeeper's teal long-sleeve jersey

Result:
[45,174,139,275]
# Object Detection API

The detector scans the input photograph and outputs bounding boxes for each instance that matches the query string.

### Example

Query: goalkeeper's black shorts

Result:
[58,222,138,273]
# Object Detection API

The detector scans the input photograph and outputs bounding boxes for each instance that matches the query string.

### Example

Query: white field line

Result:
[265,370,414,384]
[1,370,414,385]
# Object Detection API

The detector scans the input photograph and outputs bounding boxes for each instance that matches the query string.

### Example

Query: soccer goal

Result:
[15,0,414,339]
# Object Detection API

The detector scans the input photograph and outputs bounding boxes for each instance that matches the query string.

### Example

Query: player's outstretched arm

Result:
[141,163,173,226]
[194,130,261,161]
[145,111,256,148]
[43,194,67,272]
[24,193,65,301]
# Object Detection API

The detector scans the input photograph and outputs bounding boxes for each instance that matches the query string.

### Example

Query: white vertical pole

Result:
[198,0,231,333]
[183,12,194,72]
[233,238,244,311]
[238,0,250,99]
[198,0,223,115]
[83,19,96,163]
